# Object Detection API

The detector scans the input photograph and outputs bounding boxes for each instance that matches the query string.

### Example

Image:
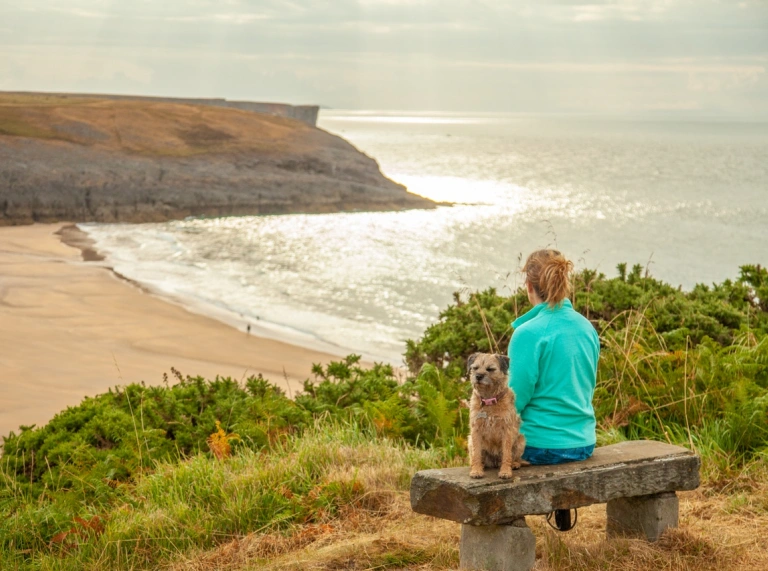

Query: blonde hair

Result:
[523,249,573,307]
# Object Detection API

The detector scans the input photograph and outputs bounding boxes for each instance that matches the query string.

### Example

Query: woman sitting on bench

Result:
[507,249,600,466]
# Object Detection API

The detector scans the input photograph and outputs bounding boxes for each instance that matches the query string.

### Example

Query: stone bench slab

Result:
[410,440,699,526]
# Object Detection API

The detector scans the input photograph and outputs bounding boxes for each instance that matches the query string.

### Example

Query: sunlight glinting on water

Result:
[85,112,768,363]
[327,115,492,125]
[396,174,532,205]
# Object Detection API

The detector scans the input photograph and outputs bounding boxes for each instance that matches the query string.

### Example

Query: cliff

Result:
[0,93,434,225]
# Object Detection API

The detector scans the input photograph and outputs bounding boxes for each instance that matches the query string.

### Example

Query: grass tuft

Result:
[0,422,452,570]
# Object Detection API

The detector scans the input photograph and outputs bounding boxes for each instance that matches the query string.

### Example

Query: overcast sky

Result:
[1,0,767,115]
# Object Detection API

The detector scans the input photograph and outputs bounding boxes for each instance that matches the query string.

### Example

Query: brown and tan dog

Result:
[467,353,526,479]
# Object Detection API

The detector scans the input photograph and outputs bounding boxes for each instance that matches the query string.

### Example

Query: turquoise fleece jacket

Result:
[507,299,599,449]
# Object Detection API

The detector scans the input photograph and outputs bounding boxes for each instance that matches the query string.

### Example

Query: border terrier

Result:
[467,353,527,479]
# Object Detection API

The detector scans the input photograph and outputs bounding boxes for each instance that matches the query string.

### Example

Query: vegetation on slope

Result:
[0,93,320,157]
[2,263,768,569]
[2,424,452,570]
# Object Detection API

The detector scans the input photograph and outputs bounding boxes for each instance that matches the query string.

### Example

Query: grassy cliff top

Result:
[0,92,327,157]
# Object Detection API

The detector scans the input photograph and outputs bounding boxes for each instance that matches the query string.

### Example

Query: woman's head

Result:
[523,249,573,307]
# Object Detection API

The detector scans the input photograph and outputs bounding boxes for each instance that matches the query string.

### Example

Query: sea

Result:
[83,111,768,364]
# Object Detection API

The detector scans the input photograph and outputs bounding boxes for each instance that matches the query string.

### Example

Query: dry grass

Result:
[168,491,458,571]
[534,489,768,571]
[168,482,768,571]
[0,92,321,157]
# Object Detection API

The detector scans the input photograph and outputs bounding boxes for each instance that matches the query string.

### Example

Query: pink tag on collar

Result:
[481,397,498,407]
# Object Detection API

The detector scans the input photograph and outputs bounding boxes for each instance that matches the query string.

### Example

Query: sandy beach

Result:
[0,223,339,438]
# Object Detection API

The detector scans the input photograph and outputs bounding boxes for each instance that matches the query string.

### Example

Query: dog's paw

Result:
[469,470,485,479]
[498,469,513,479]
[510,462,522,470]
[518,459,531,467]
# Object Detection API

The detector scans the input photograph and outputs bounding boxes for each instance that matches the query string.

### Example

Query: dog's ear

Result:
[467,352,480,374]
[496,354,510,375]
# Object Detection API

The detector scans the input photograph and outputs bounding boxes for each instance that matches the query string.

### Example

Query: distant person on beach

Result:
[507,249,600,466]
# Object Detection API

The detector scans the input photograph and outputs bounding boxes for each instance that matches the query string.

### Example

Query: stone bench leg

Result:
[460,518,535,571]
[606,492,679,542]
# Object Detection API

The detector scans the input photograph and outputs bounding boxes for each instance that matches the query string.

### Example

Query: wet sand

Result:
[0,223,338,438]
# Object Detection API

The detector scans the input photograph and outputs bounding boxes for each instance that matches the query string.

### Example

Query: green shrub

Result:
[403,263,768,466]
[296,355,402,417]
[1,372,307,503]
[404,288,529,376]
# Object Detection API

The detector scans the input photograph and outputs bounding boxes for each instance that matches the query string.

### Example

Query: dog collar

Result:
[481,395,502,407]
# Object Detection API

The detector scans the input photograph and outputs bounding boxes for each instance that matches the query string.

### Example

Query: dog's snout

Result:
[474,373,485,382]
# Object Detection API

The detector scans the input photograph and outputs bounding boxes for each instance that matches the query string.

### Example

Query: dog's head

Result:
[467,353,510,395]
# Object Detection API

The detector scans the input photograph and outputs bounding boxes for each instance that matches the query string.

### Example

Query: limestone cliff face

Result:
[0,94,434,225]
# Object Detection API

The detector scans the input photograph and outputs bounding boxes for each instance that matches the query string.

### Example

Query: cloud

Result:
[687,67,764,93]
[449,59,767,75]
[569,0,677,22]
[0,0,766,115]
[165,13,272,24]
[3,45,154,86]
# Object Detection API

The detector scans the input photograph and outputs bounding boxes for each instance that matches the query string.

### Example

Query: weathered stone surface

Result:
[607,492,679,542]
[459,519,535,571]
[410,441,699,526]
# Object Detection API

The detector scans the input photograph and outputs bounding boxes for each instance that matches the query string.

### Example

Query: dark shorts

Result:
[522,444,595,465]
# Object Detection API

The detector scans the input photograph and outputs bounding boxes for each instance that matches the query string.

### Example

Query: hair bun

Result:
[549,256,573,274]
[523,249,573,306]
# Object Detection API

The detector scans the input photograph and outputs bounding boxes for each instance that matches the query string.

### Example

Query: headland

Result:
[0,91,435,225]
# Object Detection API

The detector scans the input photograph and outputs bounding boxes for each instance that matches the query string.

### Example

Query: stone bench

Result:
[410,440,700,571]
